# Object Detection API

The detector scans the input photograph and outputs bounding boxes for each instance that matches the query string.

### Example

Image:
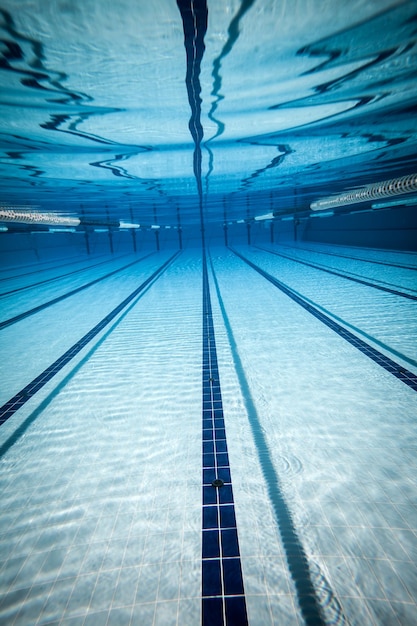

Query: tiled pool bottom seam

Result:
[0,251,180,427]
[231,248,417,393]
[201,254,249,626]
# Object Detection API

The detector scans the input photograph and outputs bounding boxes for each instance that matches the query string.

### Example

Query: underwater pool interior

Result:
[1,1,417,625]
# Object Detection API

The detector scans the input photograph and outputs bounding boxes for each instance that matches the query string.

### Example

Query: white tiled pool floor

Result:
[0,245,416,625]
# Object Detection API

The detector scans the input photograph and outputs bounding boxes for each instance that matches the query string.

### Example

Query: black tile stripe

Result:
[255,245,417,301]
[0,253,155,330]
[0,252,180,427]
[232,248,417,393]
[202,254,248,626]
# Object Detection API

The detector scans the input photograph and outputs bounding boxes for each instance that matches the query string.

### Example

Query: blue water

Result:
[0,0,416,229]
[1,1,417,625]
[0,243,416,625]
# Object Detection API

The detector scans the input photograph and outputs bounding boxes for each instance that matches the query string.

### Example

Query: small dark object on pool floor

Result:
[212,478,224,488]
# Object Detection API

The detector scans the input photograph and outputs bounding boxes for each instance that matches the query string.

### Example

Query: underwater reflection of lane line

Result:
[204,0,257,191]
[0,253,155,330]
[237,119,412,193]
[206,0,257,142]
[209,252,335,626]
[90,153,138,179]
[0,8,91,104]
[90,155,181,217]
[176,0,208,205]
[0,148,46,186]
[1,138,172,209]
[40,111,152,150]
[255,245,417,300]
[299,4,417,78]
[270,4,417,112]
[237,143,293,191]
[1,8,151,155]
[202,0,295,194]
[0,251,180,427]
[231,248,417,392]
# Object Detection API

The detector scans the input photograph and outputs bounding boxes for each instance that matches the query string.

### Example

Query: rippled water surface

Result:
[1,0,417,227]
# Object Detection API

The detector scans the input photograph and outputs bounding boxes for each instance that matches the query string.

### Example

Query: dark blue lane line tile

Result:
[202,559,223,597]
[0,252,181,427]
[203,470,232,485]
[203,530,221,559]
[203,486,218,506]
[203,506,220,530]
[216,452,229,466]
[232,248,417,393]
[224,596,249,625]
[203,452,216,467]
[222,558,245,596]
[219,505,237,529]
[203,441,215,453]
[256,245,417,301]
[221,529,240,558]
[202,252,248,626]
[202,597,224,626]
[218,486,234,505]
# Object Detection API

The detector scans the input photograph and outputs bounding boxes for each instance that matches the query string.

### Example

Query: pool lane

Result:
[231,248,417,392]
[255,245,417,301]
[0,253,123,296]
[0,252,179,426]
[276,242,417,271]
[209,247,417,626]
[208,253,329,626]
[0,253,155,330]
[235,245,417,371]
[0,254,101,282]
[0,251,204,626]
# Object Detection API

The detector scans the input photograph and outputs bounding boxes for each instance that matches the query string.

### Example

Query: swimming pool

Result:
[1,0,417,622]
[0,241,416,625]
